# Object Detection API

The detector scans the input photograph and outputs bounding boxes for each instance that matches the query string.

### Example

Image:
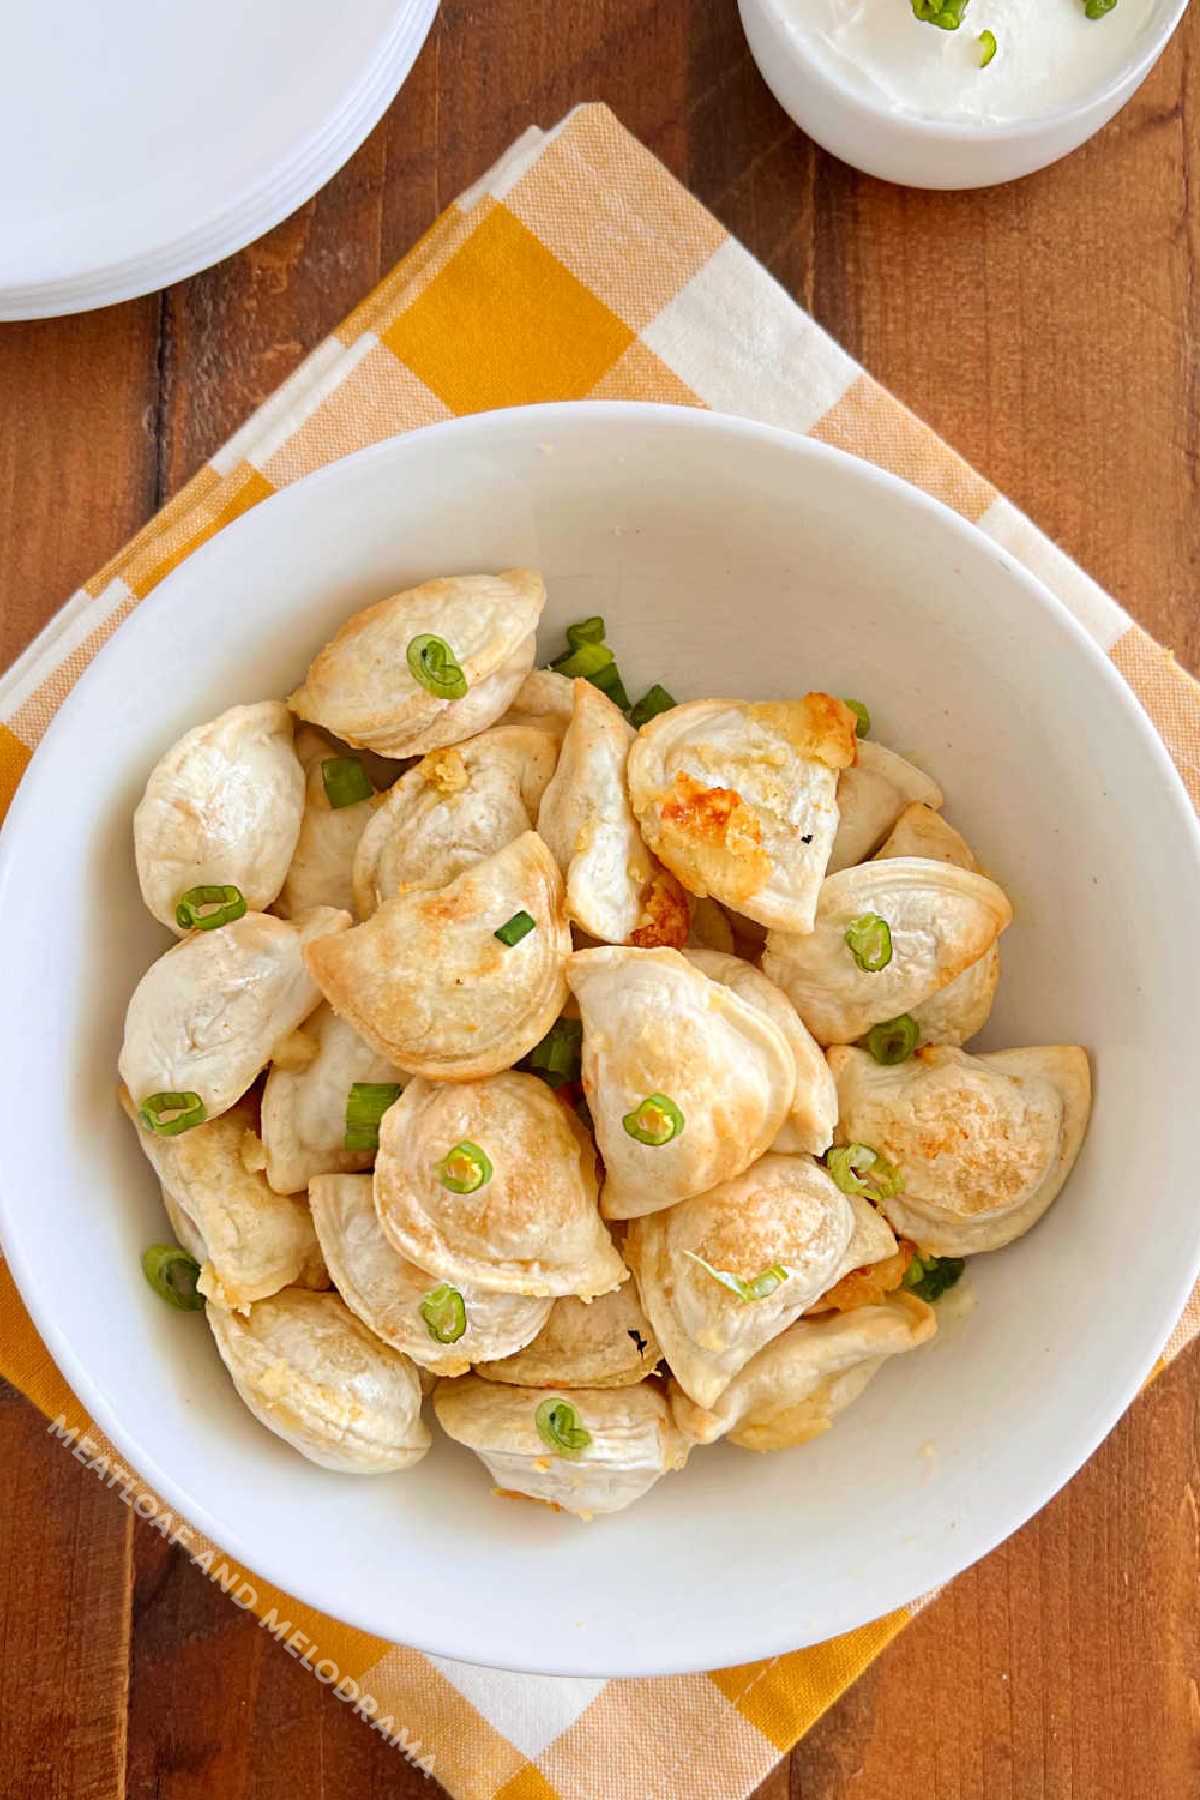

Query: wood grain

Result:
[2,1,1199,1794]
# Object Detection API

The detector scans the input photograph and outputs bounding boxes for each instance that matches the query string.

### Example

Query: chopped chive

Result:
[495,909,536,947]
[141,1244,204,1311]
[628,684,677,729]
[904,1254,966,1302]
[909,0,970,25]
[867,1014,919,1064]
[622,1093,684,1146]
[139,1091,207,1136]
[520,1017,583,1088]
[436,1141,492,1194]
[589,659,631,711]
[175,884,246,932]
[826,1142,903,1202]
[845,913,893,972]
[321,756,373,808]
[1084,0,1116,15]
[566,617,606,649]
[535,1396,592,1457]
[842,699,870,738]
[978,26,997,60]
[406,633,467,700]
[550,617,631,709]
[683,1250,789,1303]
[420,1283,467,1343]
[344,1081,403,1152]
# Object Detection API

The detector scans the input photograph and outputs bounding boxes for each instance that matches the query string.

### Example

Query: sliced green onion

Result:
[521,1016,583,1088]
[141,1244,204,1311]
[175,885,246,932]
[1084,0,1116,15]
[628,684,677,729]
[436,1141,492,1194]
[867,1014,919,1065]
[842,699,870,738]
[550,617,631,709]
[845,912,893,972]
[321,756,372,809]
[565,616,606,649]
[590,660,631,711]
[406,633,468,700]
[420,1283,467,1343]
[622,1093,684,1146]
[826,1142,903,1202]
[978,26,997,61]
[684,1250,789,1303]
[534,1396,592,1457]
[495,909,536,947]
[344,1081,403,1152]
[909,0,970,25]
[138,1092,206,1136]
[551,639,614,680]
[904,1254,966,1302]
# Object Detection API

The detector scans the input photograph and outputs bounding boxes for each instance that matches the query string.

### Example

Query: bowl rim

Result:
[3,399,1200,1676]
[738,0,1191,146]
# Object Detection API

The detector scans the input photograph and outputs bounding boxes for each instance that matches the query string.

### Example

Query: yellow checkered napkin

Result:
[2,102,1200,1800]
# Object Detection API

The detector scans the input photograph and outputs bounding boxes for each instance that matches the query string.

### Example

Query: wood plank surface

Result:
[1,1,1198,1794]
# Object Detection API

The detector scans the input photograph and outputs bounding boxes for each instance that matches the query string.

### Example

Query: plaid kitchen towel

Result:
[1,103,1198,1800]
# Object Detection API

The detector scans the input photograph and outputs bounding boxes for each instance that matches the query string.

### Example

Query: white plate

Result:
[1,403,1198,1676]
[0,0,438,319]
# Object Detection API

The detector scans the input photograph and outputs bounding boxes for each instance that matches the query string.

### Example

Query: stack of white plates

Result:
[0,0,439,319]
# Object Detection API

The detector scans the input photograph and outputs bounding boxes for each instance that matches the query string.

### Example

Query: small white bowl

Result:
[739,0,1189,188]
[2,403,1199,1675]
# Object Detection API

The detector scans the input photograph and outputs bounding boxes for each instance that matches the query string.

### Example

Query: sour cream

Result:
[779,0,1160,122]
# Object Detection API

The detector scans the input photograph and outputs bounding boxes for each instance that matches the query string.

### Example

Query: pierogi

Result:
[476,1282,661,1389]
[828,1043,1092,1254]
[287,570,545,757]
[134,701,305,932]
[259,1003,406,1193]
[762,857,1012,1045]
[309,1173,551,1376]
[669,1292,936,1450]
[208,1287,430,1472]
[119,907,349,1126]
[374,1071,625,1299]
[274,727,379,920]
[305,833,570,1079]
[567,946,796,1220]
[352,724,559,917]
[433,1375,688,1516]
[627,695,859,931]
[537,679,690,947]
[625,1154,854,1409]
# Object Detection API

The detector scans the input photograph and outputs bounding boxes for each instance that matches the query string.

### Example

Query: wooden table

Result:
[2,2,1198,1794]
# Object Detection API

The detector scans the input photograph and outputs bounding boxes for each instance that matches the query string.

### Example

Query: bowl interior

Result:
[1,402,1197,1677]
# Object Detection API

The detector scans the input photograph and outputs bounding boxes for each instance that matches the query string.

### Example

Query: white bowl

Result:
[1,403,1198,1677]
[739,0,1189,188]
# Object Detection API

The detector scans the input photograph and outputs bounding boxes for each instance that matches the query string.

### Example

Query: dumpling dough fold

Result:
[669,1291,936,1449]
[305,833,570,1080]
[828,742,943,873]
[309,1174,550,1376]
[134,701,304,931]
[537,679,690,948]
[500,668,575,740]
[208,1288,431,1472]
[625,1153,854,1408]
[762,857,1011,1045]
[627,696,858,932]
[352,725,558,918]
[275,727,379,920]
[287,570,544,758]
[567,946,797,1220]
[120,1089,326,1312]
[260,1003,406,1194]
[374,1071,626,1299]
[683,948,837,1157]
[828,1043,1091,1254]
[433,1376,688,1517]
[476,1283,661,1388]
[119,907,350,1124]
